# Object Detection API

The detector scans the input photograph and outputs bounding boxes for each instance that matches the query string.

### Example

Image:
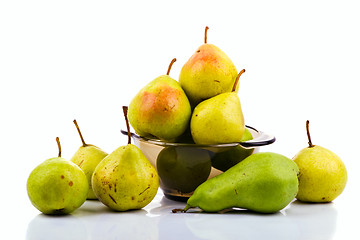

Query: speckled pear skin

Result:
[179,43,238,106]
[71,145,108,199]
[92,144,159,211]
[27,157,89,215]
[293,145,347,202]
[190,92,245,145]
[185,152,299,213]
[128,75,191,141]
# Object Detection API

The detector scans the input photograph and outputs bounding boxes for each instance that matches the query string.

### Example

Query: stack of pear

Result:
[70,120,108,199]
[27,137,89,215]
[179,26,239,106]
[190,69,246,144]
[92,106,159,211]
[128,58,191,142]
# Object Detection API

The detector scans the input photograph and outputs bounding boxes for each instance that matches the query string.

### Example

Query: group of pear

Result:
[27,26,348,215]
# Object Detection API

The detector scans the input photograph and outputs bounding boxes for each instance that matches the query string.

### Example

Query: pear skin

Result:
[293,120,347,202]
[184,152,299,213]
[179,27,238,105]
[190,92,245,144]
[128,58,191,141]
[92,144,159,211]
[27,138,89,215]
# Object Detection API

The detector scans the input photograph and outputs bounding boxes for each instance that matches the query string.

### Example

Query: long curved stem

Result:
[306,120,314,148]
[166,58,177,75]
[122,106,131,144]
[56,137,62,157]
[73,119,87,147]
[232,69,246,92]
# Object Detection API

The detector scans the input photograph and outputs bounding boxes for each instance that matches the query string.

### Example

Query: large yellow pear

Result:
[293,121,347,202]
[179,26,238,106]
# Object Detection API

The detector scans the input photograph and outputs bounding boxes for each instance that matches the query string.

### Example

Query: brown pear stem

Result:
[73,119,87,147]
[122,106,131,144]
[232,69,246,92]
[204,26,209,44]
[306,120,314,148]
[56,137,61,157]
[166,58,177,75]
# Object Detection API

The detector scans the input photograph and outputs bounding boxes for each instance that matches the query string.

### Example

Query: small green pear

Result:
[70,120,108,199]
[179,26,238,106]
[183,152,299,213]
[211,128,254,172]
[128,58,191,141]
[190,70,246,144]
[293,120,347,202]
[27,137,89,215]
[92,106,159,211]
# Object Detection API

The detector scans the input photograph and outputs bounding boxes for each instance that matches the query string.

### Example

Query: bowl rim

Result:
[121,125,275,148]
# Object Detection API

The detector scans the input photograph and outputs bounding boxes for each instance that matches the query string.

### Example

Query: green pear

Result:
[70,120,108,199]
[179,26,238,106]
[293,120,347,202]
[27,137,89,215]
[128,58,191,141]
[156,146,212,194]
[183,152,299,213]
[92,106,159,211]
[211,128,254,172]
[190,70,246,144]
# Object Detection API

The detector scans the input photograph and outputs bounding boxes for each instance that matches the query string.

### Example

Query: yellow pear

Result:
[293,120,347,202]
[92,106,159,211]
[190,70,245,144]
[179,26,238,106]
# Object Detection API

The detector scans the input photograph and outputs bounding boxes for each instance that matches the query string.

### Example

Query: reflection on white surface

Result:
[26,191,338,240]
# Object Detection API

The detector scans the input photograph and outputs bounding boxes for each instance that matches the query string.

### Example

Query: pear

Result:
[179,26,238,106]
[190,70,246,144]
[211,128,254,172]
[92,106,159,211]
[27,137,89,215]
[182,152,299,213]
[70,120,108,199]
[293,120,347,202]
[128,58,191,141]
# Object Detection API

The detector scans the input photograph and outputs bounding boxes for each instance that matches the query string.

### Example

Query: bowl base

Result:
[164,193,189,202]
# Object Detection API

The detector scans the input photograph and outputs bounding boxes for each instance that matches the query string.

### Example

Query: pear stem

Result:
[232,69,246,92]
[122,106,131,144]
[306,120,314,148]
[166,58,177,75]
[73,119,87,147]
[204,26,209,44]
[56,137,62,157]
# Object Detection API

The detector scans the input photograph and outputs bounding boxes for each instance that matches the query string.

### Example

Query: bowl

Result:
[121,126,275,202]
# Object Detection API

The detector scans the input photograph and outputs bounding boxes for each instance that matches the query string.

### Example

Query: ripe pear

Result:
[128,58,191,141]
[70,120,108,199]
[27,137,89,215]
[190,70,246,144]
[293,120,347,202]
[179,26,238,106]
[92,106,159,211]
[211,128,254,172]
[183,152,299,213]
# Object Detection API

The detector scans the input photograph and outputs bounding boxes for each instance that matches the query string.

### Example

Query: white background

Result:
[1,0,359,239]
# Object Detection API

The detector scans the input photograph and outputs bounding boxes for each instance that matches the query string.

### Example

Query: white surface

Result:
[1,0,359,239]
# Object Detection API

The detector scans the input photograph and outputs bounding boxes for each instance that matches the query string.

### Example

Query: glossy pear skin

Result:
[92,144,159,211]
[190,92,245,144]
[71,145,108,199]
[293,145,347,202]
[179,44,238,105]
[27,158,89,214]
[128,75,191,141]
[185,152,299,213]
